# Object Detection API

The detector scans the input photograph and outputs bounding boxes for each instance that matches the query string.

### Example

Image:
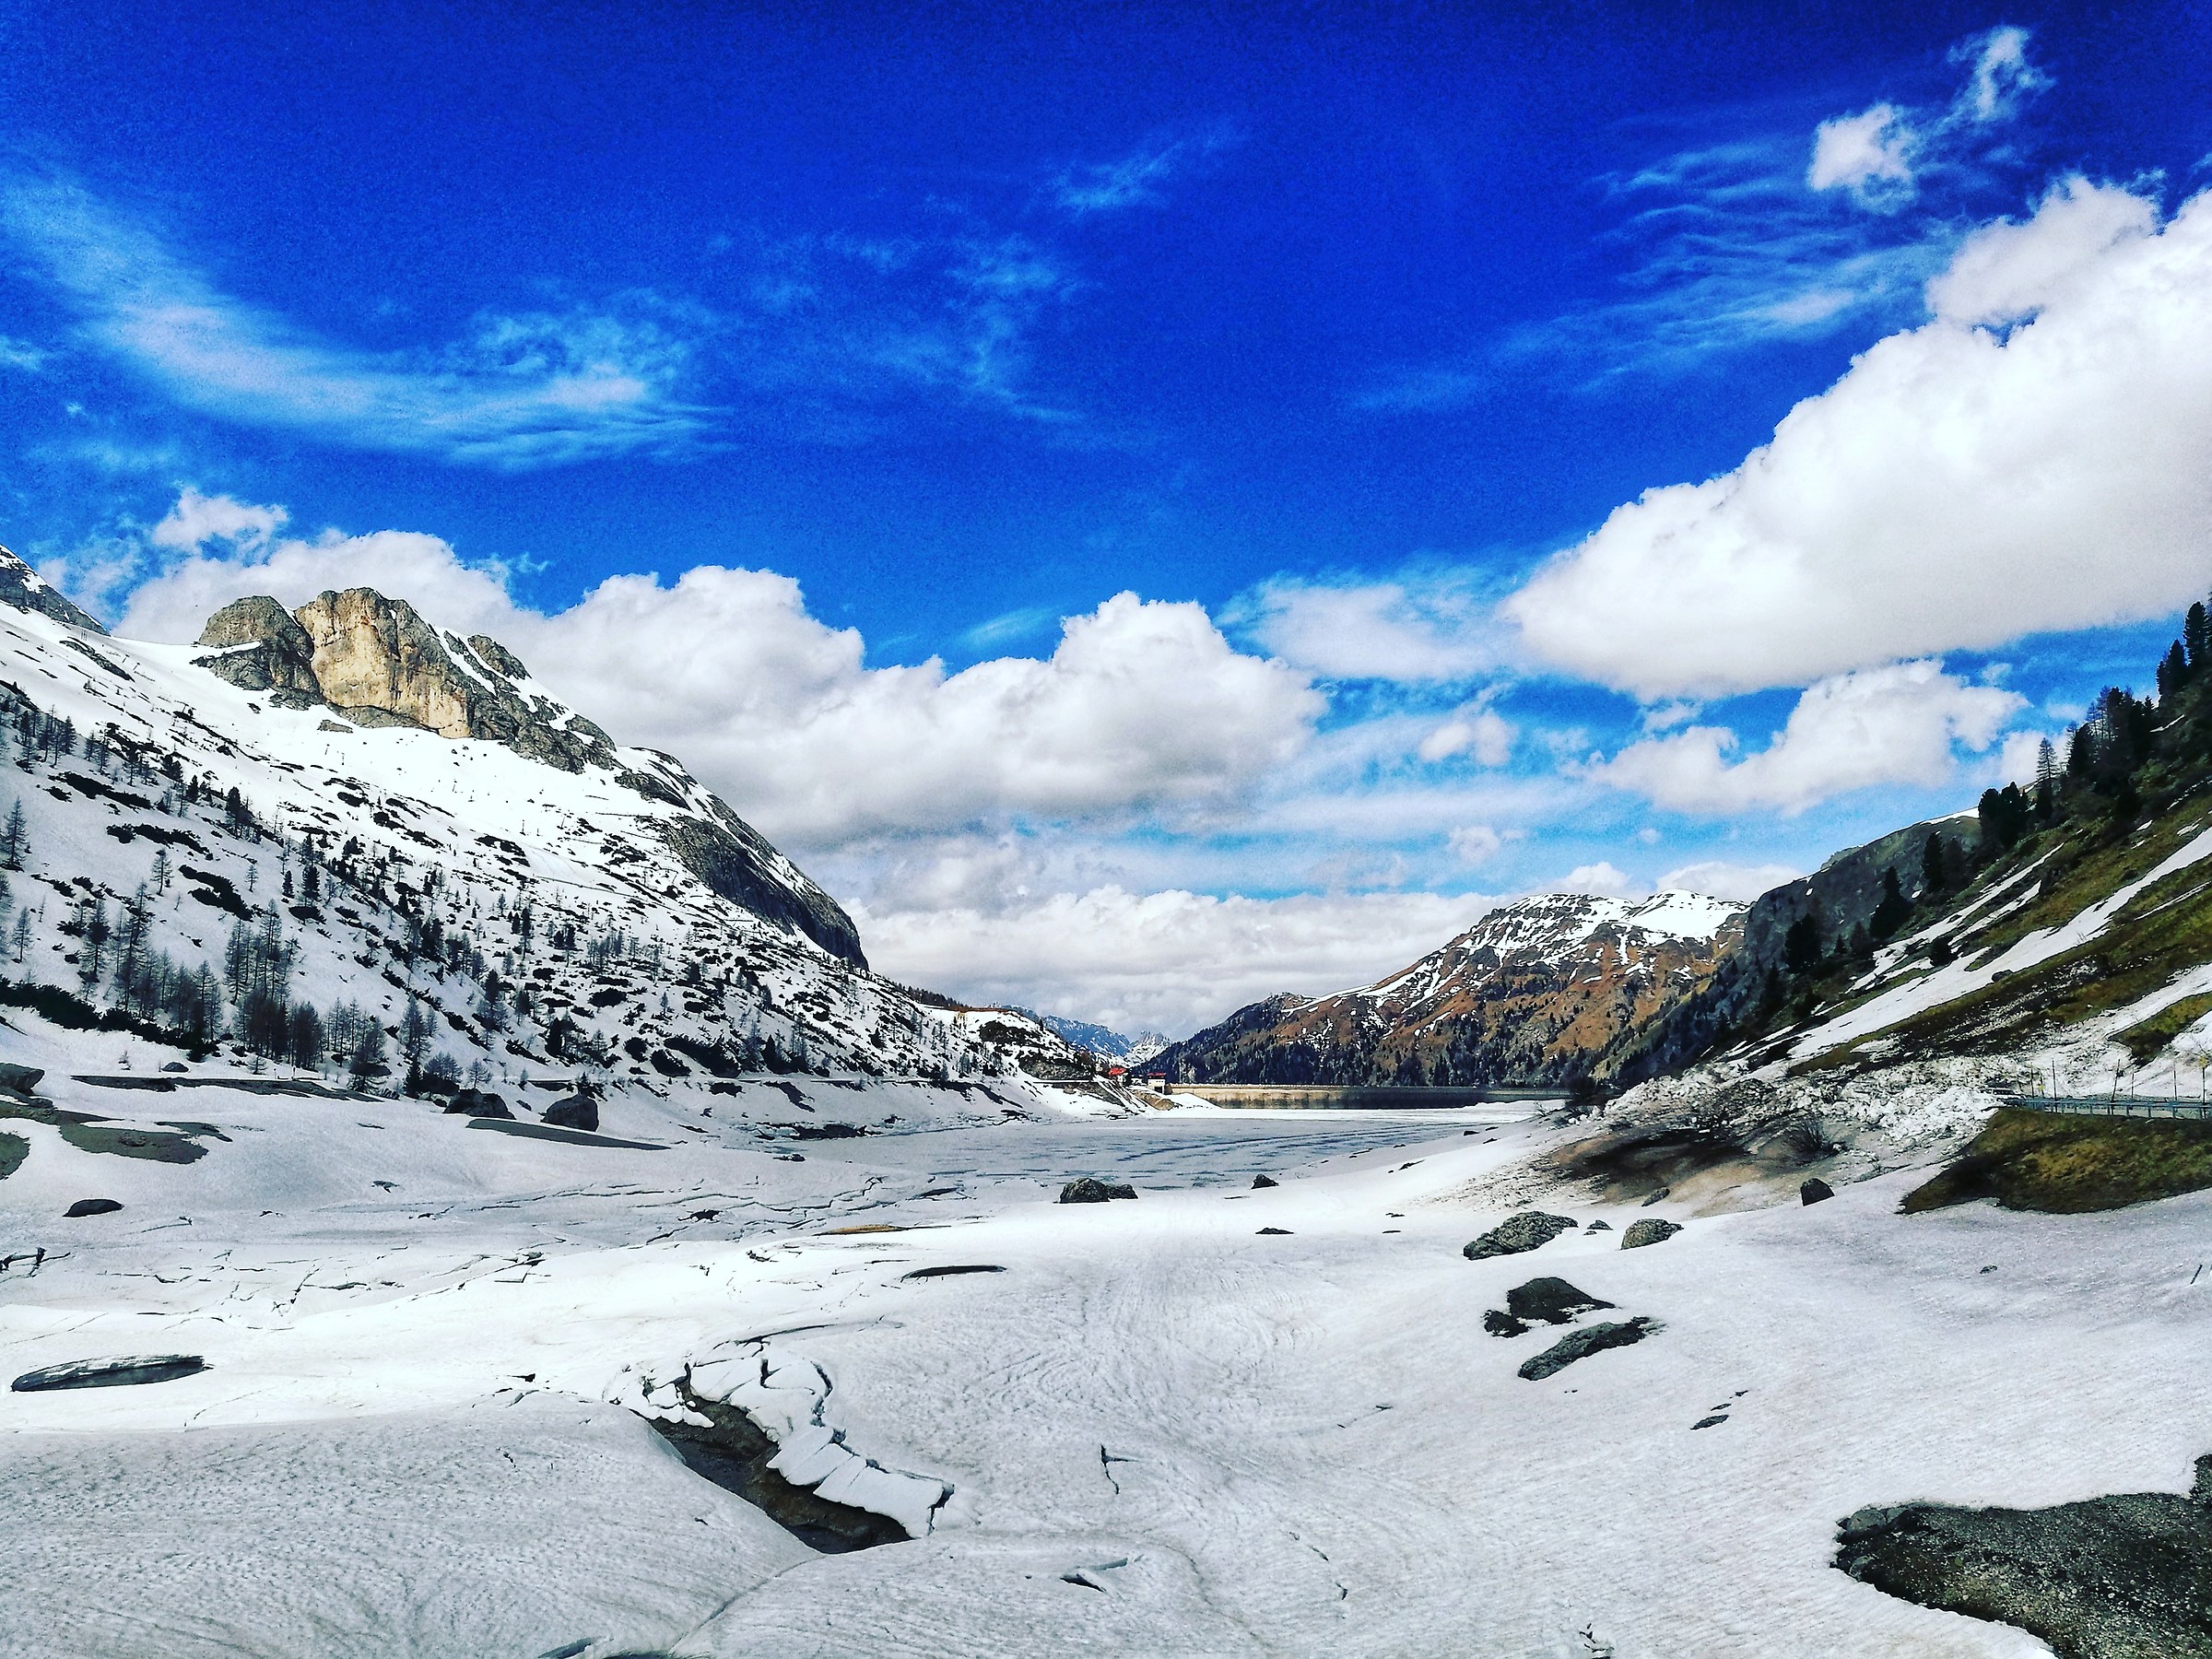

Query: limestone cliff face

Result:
[194,587,620,767]
[187,584,868,967]
[1158,891,1747,1088]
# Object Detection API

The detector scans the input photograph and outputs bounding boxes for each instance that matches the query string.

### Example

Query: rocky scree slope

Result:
[1156,890,1745,1088]
[0,548,1088,1087]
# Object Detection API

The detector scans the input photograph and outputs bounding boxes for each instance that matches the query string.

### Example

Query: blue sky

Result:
[4,3,2211,1031]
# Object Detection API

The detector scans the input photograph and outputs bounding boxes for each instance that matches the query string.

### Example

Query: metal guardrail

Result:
[2004,1092,2212,1122]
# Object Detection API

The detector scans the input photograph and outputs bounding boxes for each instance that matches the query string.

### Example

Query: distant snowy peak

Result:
[0,543,103,634]
[1432,888,1746,967]
[1026,1010,1171,1065]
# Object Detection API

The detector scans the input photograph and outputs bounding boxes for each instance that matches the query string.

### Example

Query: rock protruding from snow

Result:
[293,587,619,771]
[1060,1177,1137,1203]
[1463,1211,1577,1260]
[1505,1277,1615,1325]
[1517,1317,1660,1381]
[194,596,325,706]
[0,544,102,633]
[1621,1218,1682,1250]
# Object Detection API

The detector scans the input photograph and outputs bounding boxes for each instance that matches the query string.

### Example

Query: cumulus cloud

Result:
[853,885,1497,1035]
[1655,860,1803,903]
[1809,104,1918,206]
[1589,661,2022,814]
[112,508,1323,849]
[1507,178,2212,699]
[150,488,288,552]
[1223,572,1498,681]
[1557,861,1635,896]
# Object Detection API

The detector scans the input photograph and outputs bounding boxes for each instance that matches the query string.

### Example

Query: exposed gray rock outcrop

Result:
[293,588,619,772]
[1518,1317,1660,1381]
[1506,1277,1615,1324]
[655,805,867,967]
[193,596,325,707]
[1834,1456,2212,1657]
[1464,1211,1578,1260]
[1622,1218,1682,1249]
[1060,1178,1137,1204]
[0,545,103,633]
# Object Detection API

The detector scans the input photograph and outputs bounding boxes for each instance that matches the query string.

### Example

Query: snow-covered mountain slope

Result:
[0,551,1092,1088]
[1157,889,1747,1088]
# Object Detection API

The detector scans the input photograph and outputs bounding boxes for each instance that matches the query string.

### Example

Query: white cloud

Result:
[150,487,288,552]
[1655,860,1802,903]
[1808,104,1918,206]
[1589,661,2022,814]
[853,885,1497,1036]
[1558,861,1635,896]
[1223,573,1497,681]
[1,179,706,470]
[1418,706,1514,766]
[1447,824,1521,865]
[1951,25,2051,125]
[112,508,1323,850]
[1507,179,2212,699]
[1053,132,1231,215]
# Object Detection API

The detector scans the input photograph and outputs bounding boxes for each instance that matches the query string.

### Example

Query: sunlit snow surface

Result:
[5,1069,2208,1658]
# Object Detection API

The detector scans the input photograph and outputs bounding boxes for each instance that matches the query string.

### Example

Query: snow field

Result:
[4,1088,2208,1656]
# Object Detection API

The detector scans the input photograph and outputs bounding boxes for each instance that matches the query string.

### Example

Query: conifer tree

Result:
[2188,600,2210,671]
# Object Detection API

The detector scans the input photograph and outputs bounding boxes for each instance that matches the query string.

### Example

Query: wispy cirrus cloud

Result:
[2,176,1099,464]
[1053,130,1235,216]
[1,177,713,469]
[1360,26,2056,404]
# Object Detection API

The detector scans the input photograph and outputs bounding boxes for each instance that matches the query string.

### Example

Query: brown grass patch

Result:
[1901,1108,2212,1215]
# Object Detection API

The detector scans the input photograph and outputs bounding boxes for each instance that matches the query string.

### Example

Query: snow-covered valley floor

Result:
[3,1076,2209,1658]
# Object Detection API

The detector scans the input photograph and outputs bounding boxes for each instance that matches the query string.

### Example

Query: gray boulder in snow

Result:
[65,1198,123,1218]
[1463,1211,1577,1260]
[442,1089,513,1121]
[540,1093,599,1133]
[1060,1178,1136,1204]
[1622,1218,1682,1250]
[1801,1177,1835,1205]
[1252,1173,1279,1189]
[0,1062,42,1097]
[1519,1317,1661,1381]
[1506,1277,1616,1325]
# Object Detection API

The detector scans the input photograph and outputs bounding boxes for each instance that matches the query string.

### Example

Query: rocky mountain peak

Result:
[182,583,869,966]
[193,586,619,772]
[0,543,104,633]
